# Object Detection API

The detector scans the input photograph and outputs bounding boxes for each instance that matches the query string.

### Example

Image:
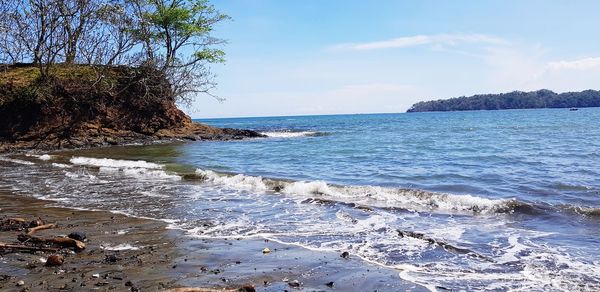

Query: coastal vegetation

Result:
[407,89,600,112]
[0,0,260,151]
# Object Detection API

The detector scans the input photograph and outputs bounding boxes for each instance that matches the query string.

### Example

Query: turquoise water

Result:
[1,108,599,290]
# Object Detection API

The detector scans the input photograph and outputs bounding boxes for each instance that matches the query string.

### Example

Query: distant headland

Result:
[407,89,600,112]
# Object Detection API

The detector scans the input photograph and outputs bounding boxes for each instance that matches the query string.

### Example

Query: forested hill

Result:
[407,89,600,112]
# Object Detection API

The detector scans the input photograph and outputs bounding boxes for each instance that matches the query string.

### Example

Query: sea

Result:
[1,108,599,291]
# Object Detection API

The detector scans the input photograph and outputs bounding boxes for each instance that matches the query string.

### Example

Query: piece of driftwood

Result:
[27,223,56,235]
[0,243,59,253]
[17,234,85,250]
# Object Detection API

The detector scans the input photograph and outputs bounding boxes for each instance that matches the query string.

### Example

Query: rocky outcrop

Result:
[0,64,263,152]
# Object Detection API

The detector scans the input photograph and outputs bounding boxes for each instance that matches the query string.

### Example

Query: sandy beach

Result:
[0,191,419,291]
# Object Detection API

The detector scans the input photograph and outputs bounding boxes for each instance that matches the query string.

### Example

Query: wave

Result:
[260,130,326,138]
[0,157,35,165]
[69,157,181,181]
[194,168,526,215]
[193,168,600,219]
[70,157,163,169]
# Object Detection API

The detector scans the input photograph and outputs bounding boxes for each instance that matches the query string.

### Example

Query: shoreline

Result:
[0,190,421,291]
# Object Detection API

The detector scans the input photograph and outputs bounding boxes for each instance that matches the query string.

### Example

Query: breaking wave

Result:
[260,130,326,138]
[195,168,529,215]
[69,157,180,181]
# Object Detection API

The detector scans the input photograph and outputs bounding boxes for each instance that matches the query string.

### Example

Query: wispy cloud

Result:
[333,33,507,51]
[546,57,600,71]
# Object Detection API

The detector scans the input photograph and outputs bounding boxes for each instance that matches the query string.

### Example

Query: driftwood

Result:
[18,234,85,251]
[0,243,59,253]
[27,223,56,235]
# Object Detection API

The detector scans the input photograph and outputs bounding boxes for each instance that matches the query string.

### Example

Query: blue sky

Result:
[187,0,600,118]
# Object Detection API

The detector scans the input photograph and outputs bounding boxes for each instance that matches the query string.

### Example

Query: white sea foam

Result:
[101,243,140,251]
[195,169,268,192]
[260,131,318,138]
[194,168,512,214]
[70,157,181,180]
[25,154,53,160]
[70,157,163,169]
[51,163,72,168]
[0,157,35,165]
[99,166,181,181]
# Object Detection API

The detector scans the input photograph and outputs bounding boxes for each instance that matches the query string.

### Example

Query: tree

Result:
[1,0,229,102]
[131,0,230,103]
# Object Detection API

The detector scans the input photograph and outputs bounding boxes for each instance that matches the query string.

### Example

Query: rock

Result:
[340,251,350,259]
[67,232,86,241]
[45,255,64,267]
[91,274,100,279]
[262,248,271,254]
[103,254,120,263]
[28,219,44,228]
[288,280,301,288]
[239,285,256,292]
[16,280,25,286]
[125,281,133,287]
[325,281,334,288]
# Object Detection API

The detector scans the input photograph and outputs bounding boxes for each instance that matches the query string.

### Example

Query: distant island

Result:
[407,89,600,112]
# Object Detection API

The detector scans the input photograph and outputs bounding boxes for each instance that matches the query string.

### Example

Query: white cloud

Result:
[333,33,507,51]
[546,57,600,71]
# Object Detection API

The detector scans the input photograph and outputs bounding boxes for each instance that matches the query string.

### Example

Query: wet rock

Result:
[340,251,350,259]
[67,232,86,241]
[288,280,301,288]
[0,275,11,282]
[325,281,335,288]
[45,255,64,267]
[239,285,256,292]
[28,219,44,228]
[103,254,120,263]
[125,281,133,287]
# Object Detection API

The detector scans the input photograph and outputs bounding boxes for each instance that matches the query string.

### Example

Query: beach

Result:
[0,190,418,291]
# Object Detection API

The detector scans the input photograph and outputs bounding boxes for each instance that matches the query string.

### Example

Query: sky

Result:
[186,0,600,118]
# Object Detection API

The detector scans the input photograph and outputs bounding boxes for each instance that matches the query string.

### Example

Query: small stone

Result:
[125,280,133,287]
[288,280,301,288]
[262,248,270,254]
[45,255,64,267]
[104,254,120,263]
[16,280,25,286]
[325,281,334,288]
[340,251,350,259]
[91,274,100,279]
[68,232,86,241]
[240,285,256,292]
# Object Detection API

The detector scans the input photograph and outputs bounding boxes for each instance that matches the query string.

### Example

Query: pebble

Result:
[45,254,64,267]
[16,280,24,286]
[91,274,100,278]
[340,251,350,259]
[262,248,271,254]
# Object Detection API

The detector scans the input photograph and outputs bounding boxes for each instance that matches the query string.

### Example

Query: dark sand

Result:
[0,191,422,291]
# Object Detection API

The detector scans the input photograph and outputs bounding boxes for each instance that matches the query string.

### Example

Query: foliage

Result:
[0,0,229,104]
[407,89,600,112]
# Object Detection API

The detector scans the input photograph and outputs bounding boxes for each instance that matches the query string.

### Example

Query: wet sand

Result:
[0,191,421,291]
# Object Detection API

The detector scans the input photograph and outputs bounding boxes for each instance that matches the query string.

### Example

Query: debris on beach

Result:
[45,254,65,267]
[262,247,271,254]
[340,251,350,259]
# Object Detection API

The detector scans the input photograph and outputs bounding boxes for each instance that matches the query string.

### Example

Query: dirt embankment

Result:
[0,64,263,152]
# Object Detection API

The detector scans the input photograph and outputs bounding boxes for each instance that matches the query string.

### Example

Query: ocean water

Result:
[1,108,600,291]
